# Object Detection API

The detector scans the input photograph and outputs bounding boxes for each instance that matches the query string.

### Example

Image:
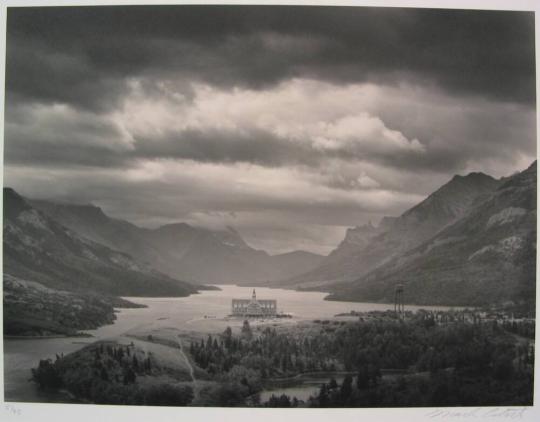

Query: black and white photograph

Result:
[1,0,538,419]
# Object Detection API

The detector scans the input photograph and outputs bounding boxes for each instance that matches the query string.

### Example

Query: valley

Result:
[3,162,536,407]
[4,285,465,404]
[3,161,536,342]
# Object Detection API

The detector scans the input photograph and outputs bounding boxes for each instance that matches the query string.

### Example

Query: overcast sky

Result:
[4,5,537,255]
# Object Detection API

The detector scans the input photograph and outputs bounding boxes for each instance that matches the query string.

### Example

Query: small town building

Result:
[231,289,277,317]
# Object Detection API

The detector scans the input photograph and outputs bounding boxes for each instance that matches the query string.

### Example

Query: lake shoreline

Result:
[3,333,94,340]
[4,285,463,403]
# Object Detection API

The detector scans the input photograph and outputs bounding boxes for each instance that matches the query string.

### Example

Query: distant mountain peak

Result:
[281,166,504,289]
[326,161,536,308]
[226,225,240,235]
[4,187,26,202]
[4,187,32,219]
[439,171,496,192]
[4,186,20,196]
[70,202,107,216]
[349,221,378,233]
[401,170,499,222]
[452,171,492,180]
[3,190,199,297]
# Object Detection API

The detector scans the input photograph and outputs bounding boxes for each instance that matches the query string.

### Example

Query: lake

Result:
[3,285,453,402]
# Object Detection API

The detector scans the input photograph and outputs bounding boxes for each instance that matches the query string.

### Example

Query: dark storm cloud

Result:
[7,5,536,112]
[6,39,129,112]
[132,129,317,168]
[4,4,537,254]
[4,102,132,168]
[131,128,422,171]
[5,77,534,176]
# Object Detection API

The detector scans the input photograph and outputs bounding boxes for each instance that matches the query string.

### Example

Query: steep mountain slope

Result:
[31,200,324,284]
[278,171,501,289]
[29,200,163,267]
[327,162,537,307]
[3,188,199,297]
[144,224,272,283]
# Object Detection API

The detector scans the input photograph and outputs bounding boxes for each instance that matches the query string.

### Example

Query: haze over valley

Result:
[2,4,536,410]
[4,159,536,317]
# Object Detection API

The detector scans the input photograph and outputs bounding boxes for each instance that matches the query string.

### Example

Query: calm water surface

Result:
[4,285,452,402]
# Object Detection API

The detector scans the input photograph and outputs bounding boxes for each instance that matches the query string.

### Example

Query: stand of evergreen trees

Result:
[31,312,535,407]
[190,320,341,379]
[187,314,534,407]
[307,362,534,407]
[31,341,193,406]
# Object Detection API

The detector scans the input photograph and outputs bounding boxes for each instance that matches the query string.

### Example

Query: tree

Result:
[368,363,381,386]
[493,355,514,381]
[144,384,194,406]
[31,359,62,390]
[100,367,109,381]
[357,365,369,390]
[213,383,247,406]
[318,384,329,407]
[266,394,292,407]
[241,320,253,340]
[226,365,262,394]
[340,375,353,401]
[123,367,136,385]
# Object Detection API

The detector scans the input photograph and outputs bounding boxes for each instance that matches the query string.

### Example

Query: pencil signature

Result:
[426,408,529,419]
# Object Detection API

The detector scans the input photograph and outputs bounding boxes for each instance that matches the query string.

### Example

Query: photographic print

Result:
[1,0,537,415]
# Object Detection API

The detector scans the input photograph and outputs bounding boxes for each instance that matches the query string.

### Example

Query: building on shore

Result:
[231,289,277,317]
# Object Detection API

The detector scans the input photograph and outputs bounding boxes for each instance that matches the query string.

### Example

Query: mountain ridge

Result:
[273,170,502,290]
[6,162,534,307]
[29,196,324,285]
[325,161,536,307]
[4,188,201,297]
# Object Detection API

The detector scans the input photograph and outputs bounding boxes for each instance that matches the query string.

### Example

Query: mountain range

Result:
[314,162,536,307]
[274,170,502,290]
[325,161,536,307]
[3,161,536,308]
[3,188,200,297]
[5,190,324,290]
